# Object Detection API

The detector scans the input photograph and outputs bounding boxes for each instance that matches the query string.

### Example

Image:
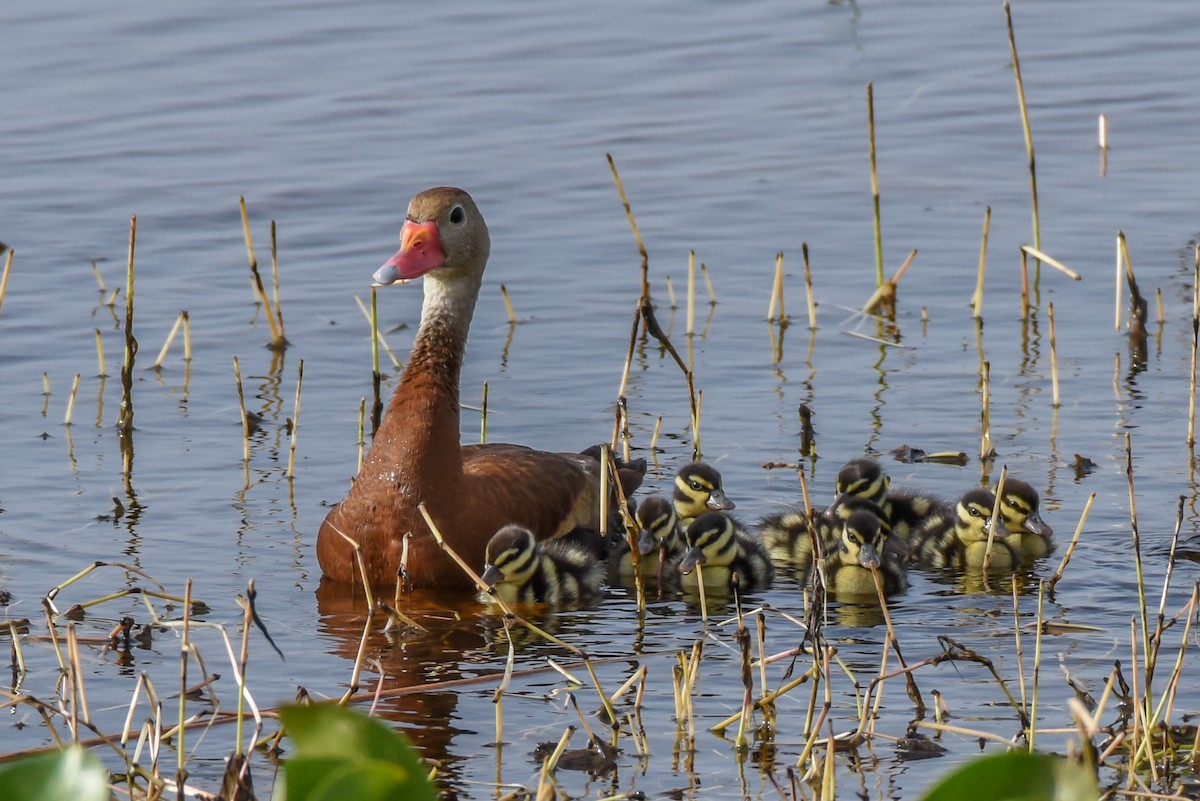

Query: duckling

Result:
[480,524,603,606]
[677,512,774,594]
[834,458,947,547]
[913,488,1019,570]
[823,509,906,598]
[996,478,1054,559]
[607,496,684,585]
[673,462,735,529]
[759,495,890,570]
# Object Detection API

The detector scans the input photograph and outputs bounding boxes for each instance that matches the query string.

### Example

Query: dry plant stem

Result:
[1116,231,1125,331]
[982,468,1007,574]
[64,373,80,426]
[357,397,366,474]
[233,357,250,463]
[687,250,696,335]
[270,219,286,342]
[286,358,303,478]
[238,196,284,347]
[1021,246,1081,281]
[971,207,991,317]
[1125,433,1151,681]
[94,330,107,377]
[152,311,187,369]
[650,415,663,453]
[866,82,884,289]
[1146,496,1185,692]
[1005,2,1041,261]
[480,382,489,444]
[768,252,785,321]
[606,153,649,300]
[1048,302,1060,407]
[117,214,137,436]
[861,249,917,313]
[1047,492,1096,595]
[1189,246,1199,446]
[802,243,817,329]
[179,579,192,789]
[499,284,517,323]
[493,617,516,746]
[1020,247,1030,318]
[0,247,14,318]
[871,567,923,712]
[1011,576,1027,716]
[1029,579,1047,751]
[354,291,400,368]
[700,262,716,304]
[980,361,994,460]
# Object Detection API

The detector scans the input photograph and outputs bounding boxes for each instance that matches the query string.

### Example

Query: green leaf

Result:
[0,746,109,801]
[918,750,1098,801]
[275,705,436,801]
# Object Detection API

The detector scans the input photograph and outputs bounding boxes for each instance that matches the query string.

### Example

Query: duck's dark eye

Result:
[449,205,466,224]
[690,480,704,491]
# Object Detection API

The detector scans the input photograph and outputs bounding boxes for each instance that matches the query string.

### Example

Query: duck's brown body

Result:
[317,187,637,590]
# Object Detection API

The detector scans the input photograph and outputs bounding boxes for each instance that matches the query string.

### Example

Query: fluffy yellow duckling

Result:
[834,458,947,547]
[607,496,683,585]
[913,489,1019,570]
[677,512,774,594]
[481,524,603,606]
[673,462,736,529]
[823,509,906,598]
[996,478,1054,559]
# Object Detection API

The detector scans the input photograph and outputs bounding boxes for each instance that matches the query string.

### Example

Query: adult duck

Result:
[317,187,643,590]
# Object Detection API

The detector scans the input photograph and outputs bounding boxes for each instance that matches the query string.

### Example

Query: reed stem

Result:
[606,153,650,301]
[94,330,107,378]
[1005,2,1041,266]
[64,374,80,426]
[233,357,250,463]
[238,197,285,349]
[687,251,696,335]
[802,243,817,330]
[971,207,991,318]
[286,359,303,478]
[1048,302,1060,407]
[499,284,517,324]
[153,311,187,370]
[867,83,884,289]
[0,247,12,319]
[767,252,785,322]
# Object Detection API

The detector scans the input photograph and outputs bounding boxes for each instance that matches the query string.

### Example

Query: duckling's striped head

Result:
[997,478,1052,536]
[954,489,1010,545]
[678,511,737,573]
[838,509,887,569]
[674,462,735,520]
[826,495,892,535]
[481,524,538,588]
[835,458,890,505]
[635,496,678,555]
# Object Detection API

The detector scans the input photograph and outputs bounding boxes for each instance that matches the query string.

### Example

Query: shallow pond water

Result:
[3,1,1200,798]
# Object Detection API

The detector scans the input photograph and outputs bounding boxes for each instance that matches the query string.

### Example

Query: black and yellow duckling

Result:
[480,524,603,606]
[759,495,890,570]
[607,496,684,585]
[913,488,1019,570]
[822,509,907,598]
[834,458,947,548]
[677,511,774,594]
[996,478,1054,559]
[673,462,736,529]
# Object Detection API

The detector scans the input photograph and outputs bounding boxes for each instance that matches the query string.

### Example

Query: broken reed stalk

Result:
[666,275,677,308]
[1189,246,1199,447]
[238,196,285,349]
[64,373,81,426]
[700,262,716,305]
[1048,302,1060,407]
[270,220,286,343]
[1021,246,1081,282]
[286,359,303,478]
[117,215,137,438]
[1019,247,1030,319]
[606,153,650,301]
[802,243,817,329]
[979,360,994,460]
[861,249,917,314]
[686,250,697,335]
[871,568,924,713]
[178,579,192,784]
[94,330,106,378]
[233,357,250,463]
[1125,433,1151,689]
[152,311,188,369]
[1029,579,1047,751]
[1046,492,1095,596]
[971,207,991,318]
[866,82,884,289]
[480,382,489,444]
[982,466,1007,574]
[354,292,400,368]
[767,252,785,322]
[499,284,517,324]
[0,246,14,318]
[1005,2,1041,265]
[1115,232,1125,331]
